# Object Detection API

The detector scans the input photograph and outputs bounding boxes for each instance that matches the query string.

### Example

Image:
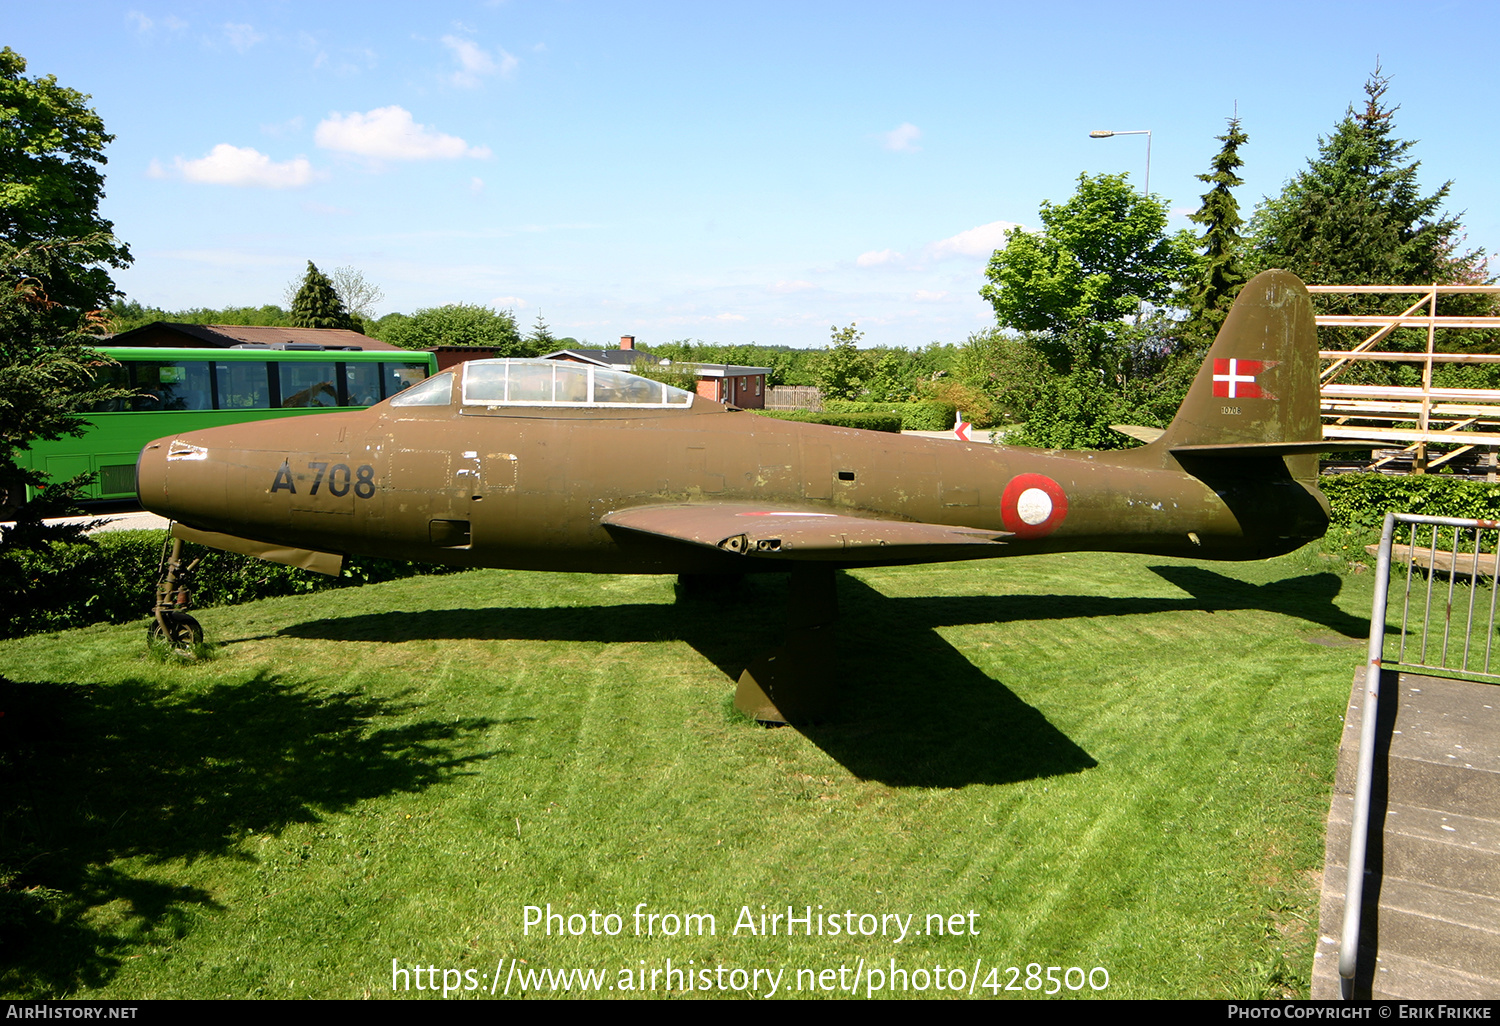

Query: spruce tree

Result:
[1251,65,1472,288]
[1181,115,1249,353]
[1251,65,1490,378]
[289,261,355,330]
[525,312,557,356]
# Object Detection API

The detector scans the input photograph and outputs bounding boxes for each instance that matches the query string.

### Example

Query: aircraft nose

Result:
[137,436,170,515]
[135,434,198,519]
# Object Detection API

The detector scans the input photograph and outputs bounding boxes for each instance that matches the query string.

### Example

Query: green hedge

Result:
[752,410,903,433]
[2,530,456,638]
[821,400,957,431]
[1320,474,1500,529]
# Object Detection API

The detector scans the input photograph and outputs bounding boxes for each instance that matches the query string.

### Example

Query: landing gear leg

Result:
[148,535,203,657]
[734,564,839,725]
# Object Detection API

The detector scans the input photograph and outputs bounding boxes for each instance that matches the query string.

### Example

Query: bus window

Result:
[344,361,383,406]
[382,362,430,399]
[215,361,271,410]
[279,360,339,408]
[86,362,131,413]
[132,361,211,411]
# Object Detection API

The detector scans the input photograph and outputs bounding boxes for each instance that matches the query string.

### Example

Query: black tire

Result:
[148,613,203,656]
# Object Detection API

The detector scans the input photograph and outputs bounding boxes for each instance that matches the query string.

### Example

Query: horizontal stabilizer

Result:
[602,503,1009,562]
[1170,440,1381,458]
[1112,424,1165,444]
[171,523,344,576]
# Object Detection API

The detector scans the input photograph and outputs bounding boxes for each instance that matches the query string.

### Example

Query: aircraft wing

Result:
[601,503,1010,562]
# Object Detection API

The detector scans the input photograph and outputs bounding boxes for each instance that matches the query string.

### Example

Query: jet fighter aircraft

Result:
[137,270,1355,721]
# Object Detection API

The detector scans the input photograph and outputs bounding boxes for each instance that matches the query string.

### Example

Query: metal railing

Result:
[1340,511,1500,997]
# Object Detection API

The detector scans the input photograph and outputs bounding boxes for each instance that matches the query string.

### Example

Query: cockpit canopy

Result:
[389,359,695,409]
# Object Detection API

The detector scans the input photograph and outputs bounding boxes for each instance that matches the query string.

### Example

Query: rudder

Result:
[1157,269,1322,469]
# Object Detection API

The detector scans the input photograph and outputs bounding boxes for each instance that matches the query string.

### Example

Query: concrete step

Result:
[1379,811,1500,896]
[1314,669,1500,999]
[1315,855,1500,997]
[1329,795,1500,855]
[1314,943,1500,1001]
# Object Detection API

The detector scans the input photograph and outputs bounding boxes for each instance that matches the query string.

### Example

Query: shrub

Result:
[918,379,1005,428]
[1320,474,1500,532]
[1,530,456,638]
[821,400,957,431]
[751,410,903,433]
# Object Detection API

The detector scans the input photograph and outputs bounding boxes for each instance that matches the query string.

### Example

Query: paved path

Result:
[3,510,171,535]
[1312,668,1500,999]
[899,429,1000,444]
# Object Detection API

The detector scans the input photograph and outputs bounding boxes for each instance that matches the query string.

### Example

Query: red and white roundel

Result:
[1000,473,1069,538]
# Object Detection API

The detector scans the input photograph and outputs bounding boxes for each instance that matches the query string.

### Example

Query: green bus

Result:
[22,345,438,502]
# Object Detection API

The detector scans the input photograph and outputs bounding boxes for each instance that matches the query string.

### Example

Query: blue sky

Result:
[9,1,1498,348]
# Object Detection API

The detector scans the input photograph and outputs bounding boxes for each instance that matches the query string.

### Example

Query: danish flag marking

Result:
[1212,358,1266,399]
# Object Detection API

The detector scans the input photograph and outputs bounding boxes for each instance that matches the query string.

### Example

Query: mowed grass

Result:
[0,549,1375,999]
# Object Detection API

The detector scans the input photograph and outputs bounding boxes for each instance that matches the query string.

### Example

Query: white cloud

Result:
[169,144,318,188]
[128,11,153,33]
[769,280,815,293]
[164,15,187,31]
[223,22,265,53]
[316,106,490,160]
[856,249,902,267]
[883,123,922,153]
[470,177,485,195]
[443,35,516,87]
[493,296,527,309]
[914,290,951,302]
[928,220,1024,259]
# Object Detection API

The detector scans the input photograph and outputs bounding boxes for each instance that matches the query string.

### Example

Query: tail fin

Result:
[1154,269,1324,480]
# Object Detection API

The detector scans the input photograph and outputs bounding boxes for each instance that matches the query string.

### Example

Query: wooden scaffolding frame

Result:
[1311,284,1500,473]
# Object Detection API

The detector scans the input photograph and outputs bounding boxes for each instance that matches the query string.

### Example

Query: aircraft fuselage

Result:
[138,396,1329,576]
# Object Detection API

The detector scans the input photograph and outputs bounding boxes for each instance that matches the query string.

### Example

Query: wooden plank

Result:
[1322,400,1500,418]
[1307,285,1500,294]
[1366,543,1500,576]
[1316,316,1500,328]
[1325,425,1500,444]
[1320,352,1500,364]
[1323,385,1500,403]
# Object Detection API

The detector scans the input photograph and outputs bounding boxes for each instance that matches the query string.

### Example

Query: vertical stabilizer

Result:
[1158,269,1322,466]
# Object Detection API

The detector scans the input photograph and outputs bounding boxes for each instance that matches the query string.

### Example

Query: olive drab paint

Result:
[136,271,1361,721]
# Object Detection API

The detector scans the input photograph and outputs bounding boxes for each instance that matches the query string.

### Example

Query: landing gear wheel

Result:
[148,613,203,657]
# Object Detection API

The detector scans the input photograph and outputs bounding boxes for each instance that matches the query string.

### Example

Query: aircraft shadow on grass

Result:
[273,566,1366,789]
[0,672,502,996]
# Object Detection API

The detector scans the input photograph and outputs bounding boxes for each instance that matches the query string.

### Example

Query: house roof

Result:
[541,348,657,368]
[542,350,770,379]
[107,322,405,352]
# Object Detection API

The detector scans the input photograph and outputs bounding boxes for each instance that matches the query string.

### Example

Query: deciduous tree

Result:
[980,173,1197,343]
[329,266,384,321]
[0,48,131,313]
[815,323,867,401]
[380,303,524,355]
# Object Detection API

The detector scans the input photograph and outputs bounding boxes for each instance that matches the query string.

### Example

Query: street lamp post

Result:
[1088,129,1151,197]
